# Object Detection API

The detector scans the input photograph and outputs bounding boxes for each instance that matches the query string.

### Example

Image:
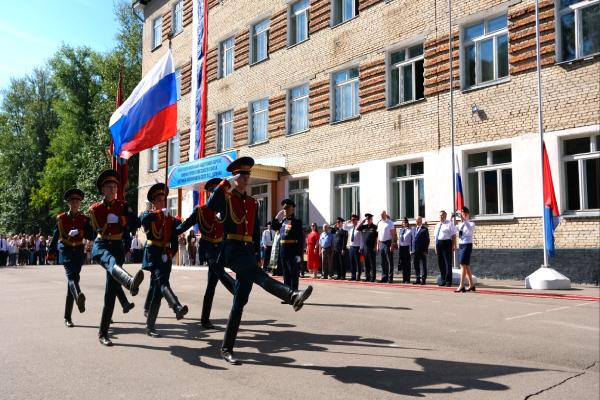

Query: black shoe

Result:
[421,279,426,285]
[123,302,135,314]
[467,286,476,292]
[99,335,113,346]
[64,319,74,328]
[281,300,288,304]
[130,270,144,296]
[221,349,240,365]
[75,293,86,313]
[438,281,446,286]
[414,278,421,285]
[146,329,161,338]
[446,282,452,287]
[200,320,215,329]
[292,285,313,312]
[455,287,466,293]
[175,305,188,321]
[143,310,148,318]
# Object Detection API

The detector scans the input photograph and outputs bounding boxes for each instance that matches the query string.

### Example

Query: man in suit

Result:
[331,217,348,280]
[411,216,430,285]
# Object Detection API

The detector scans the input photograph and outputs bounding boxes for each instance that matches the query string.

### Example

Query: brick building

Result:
[134,0,599,283]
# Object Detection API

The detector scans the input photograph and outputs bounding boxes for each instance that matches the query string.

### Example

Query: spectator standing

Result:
[397,217,414,283]
[27,235,36,265]
[38,236,47,265]
[9,236,18,266]
[356,213,377,282]
[377,211,397,283]
[261,222,275,272]
[18,236,27,266]
[456,207,476,292]
[319,224,334,279]
[130,233,143,263]
[412,216,430,285]
[306,223,321,278]
[434,210,457,287]
[84,239,92,265]
[344,214,363,281]
[177,234,188,266]
[187,231,197,266]
[0,235,8,266]
[331,217,348,280]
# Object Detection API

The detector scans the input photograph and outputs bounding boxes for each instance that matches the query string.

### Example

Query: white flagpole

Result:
[448,0,457,270]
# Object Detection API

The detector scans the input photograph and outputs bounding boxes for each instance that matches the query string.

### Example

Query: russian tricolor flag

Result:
[455,155,464,211]
[109,50,178,159]
[542,144,560,257]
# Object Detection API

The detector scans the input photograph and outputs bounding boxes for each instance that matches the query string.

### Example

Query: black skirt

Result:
[458,243,473,265]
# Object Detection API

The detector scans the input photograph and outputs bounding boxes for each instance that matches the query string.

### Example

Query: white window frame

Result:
[249,98,269,144]
[461,14,509,89]
[466,148,513,216]
[148,145,159,172]
[562,134,600,211]
[388,44,425,106]
[250,19,270,64]
[219,37,235,78]
[332,68,359,122]
[152,17,163,49]
[175,67,181,100]
[168,132,180,167]
[172,0,183,35]
[556,0,600,62]
[288,178,310,227]
[331,0,358,27]
[288,0,310,47]
[390,161,425,221]
[167,197,177,217]
[333,171,360,218]
[287,84,309,134]
[217,110,234,153]
[251,183,271,229]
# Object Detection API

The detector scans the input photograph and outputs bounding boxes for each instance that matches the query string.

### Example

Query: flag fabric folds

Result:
[455,156,464,211]
[542,143,560,257]
[109,50,178,159]
[111,68,128,200]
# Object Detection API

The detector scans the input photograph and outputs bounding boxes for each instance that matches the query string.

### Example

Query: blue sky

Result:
[0,0,122,91]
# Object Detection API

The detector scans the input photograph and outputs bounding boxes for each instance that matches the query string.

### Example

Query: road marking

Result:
[505,311,544,320]
[575,302,596,307]
[543,320,600,332]
[546,306,570,312]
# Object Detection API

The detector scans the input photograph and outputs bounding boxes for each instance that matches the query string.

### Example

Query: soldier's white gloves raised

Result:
[68,229,79,237]
[295,256,302,264]
[162,254,168,262]
[225,174,240,191]
[161,208,168,216]
[275,209,285,222]
[107,213,119,224]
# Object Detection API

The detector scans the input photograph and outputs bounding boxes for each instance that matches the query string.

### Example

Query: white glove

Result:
[107,213,119,224]
[161,208,168,216]
[295,256,302,264]
[225,174,240,191]
[68,229,79,237]
[161,254,168,263]
[275,209,285,222]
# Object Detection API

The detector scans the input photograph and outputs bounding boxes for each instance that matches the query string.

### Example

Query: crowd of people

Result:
[0,234,48,266]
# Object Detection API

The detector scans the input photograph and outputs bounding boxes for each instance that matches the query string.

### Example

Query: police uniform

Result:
[176,178,235,329]
[47,188,94,327]
[89,169,143,346]
[271,199,305,291]
[356,213,378,282]
[142,183,188,337]
[331,218,348,280]
[206,157,313,365]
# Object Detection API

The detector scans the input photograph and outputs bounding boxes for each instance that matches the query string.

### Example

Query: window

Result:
[152,17,163,49]
[467,149,513,216]
[289,178,309,226]
[168,132,180,167]
[251,184,269,228]
[389,44,425,106]
[333,68,359,122]
[167,197,177,217]
[148,145,159,172]
[557,0,600,61]
[289,0,309,46]
[562,135,600,211]
[172,0,183,35]
[175,67,181,100]
[334,171,360,218]
[217,110,234,152]
[251,19,270,64]
[250,98,268,144]
[288,84,309,134]
[219,37,235,77]
[332,0,358,26]
[390,161,425,220]
[462,14,508,89]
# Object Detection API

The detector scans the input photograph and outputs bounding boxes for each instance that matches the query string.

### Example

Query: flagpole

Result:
[534,0,549,268]
[448,0,457,269]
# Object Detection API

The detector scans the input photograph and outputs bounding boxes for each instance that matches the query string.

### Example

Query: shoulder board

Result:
[90,202,103,210]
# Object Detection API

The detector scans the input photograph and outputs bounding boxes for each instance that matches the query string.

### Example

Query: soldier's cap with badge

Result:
[336,217,345,223]
[96,169,120,192]
[226,156,254,175]
[365,213,374,219]
[204,177,222,192]
[351,214,360,220]
[147,183,169,202]
[64,188,84,202]
[281,198,296,208]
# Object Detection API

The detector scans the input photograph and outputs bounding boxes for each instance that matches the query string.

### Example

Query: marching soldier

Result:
[206,157,313,365]
[47,188,94,327]
[142,183,188,337]
[272,199,305,292]
[176,177,235,329]
[89,169,143,346]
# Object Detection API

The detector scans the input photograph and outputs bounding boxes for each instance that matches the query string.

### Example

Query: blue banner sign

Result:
[167,151,236,189]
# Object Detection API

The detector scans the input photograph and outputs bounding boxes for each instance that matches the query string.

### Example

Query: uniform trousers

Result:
[333,249,345,280]
[362,248,376,282]
[200,241,235,322]
[92,239,125,335]
[280,253,300,291]
[262,246,272,271]
[436,239,453,284]
[398,246,412,282]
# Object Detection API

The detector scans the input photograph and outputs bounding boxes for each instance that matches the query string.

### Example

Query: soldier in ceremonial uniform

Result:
[47,188,94,327]
[176,177,235,329]
[142,183,188,337]
[206,157,314,365]
[271,199,305,292]
[89,169,143,346]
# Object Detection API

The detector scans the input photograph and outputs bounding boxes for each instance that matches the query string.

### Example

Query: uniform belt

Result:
[226,234,253,243]
[201,236,223,244]
[146,240,171,248]
[97,233,123,240]
[60,240,84,247]
[279,239,299,244]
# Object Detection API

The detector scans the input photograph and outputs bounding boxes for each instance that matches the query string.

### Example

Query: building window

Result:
[167,197,177,217]
[563,135,600,211]
[172,0,183,35]
[333,68,359,122]
[219,37,235,78]
[289,178,309,226]
[389,44,425,106]
[462,14,508,89]
[168,132,180,167]
[152,17,163,49]
[251,184,269,228]
[390,161,425,220]
[251,19,270,64]
[332,0,358,26]
[148,145,159,172]
[557,0,600,61]
[467,148,513,216]
[288,84,309,134]
[175,67,181,100]
[289,0,309,46]
[250,98,268,144]
[217,110,234,152]
[334,171,360,219]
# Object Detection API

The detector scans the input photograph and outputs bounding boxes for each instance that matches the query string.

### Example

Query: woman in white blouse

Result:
[455,207,475,292]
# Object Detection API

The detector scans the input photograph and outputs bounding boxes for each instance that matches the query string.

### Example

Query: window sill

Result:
[287,38,309,50]
[561,211,600,220]
[556,52,600,66]
[249,57,270,67]
[461,77,510,93]
[147,168,160,173]
[330,115,361,125]
[472,215,515,222]
[387,97,426,111]
[248,139,269,148]
[151,43,162,52]
[172,29,183,38]
[286,128,310,137]
[331,16,358,30]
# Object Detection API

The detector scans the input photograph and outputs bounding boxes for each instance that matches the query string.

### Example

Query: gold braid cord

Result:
[198,208,214,233]
[226,196,246,225]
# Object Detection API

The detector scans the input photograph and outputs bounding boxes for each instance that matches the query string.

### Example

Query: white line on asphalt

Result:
[546,306,570,312]
[542,320,600,332]
[575,302,596,307]
[505,311,544,320]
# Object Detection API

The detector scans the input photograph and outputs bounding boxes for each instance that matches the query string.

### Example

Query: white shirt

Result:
[457,220,475,244]
[131,237,143,250]
[434,220,457,242]
[261,228,274,247]
[397,227,414,251]
[377,219,395,242]
[344,222,362,248]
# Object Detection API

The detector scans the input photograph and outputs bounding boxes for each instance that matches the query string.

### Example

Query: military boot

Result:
[162,286,188,320]
[145,300,161,338]
[64,291,74,327]
[110,265,144,296]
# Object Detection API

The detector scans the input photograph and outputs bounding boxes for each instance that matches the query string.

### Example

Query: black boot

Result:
[219,272,236,295]
[98,304,114,346]
[143,285,153,317]
[123,302,135,313]
[260,276,295,304]
[69,280,86,313]
[200,295,215,329]
[110,265,144,296]
[291,285,313,312]
[221,309,242,365]
[146,300,161,337]
[64,291,74,327]
[162,286,188,320]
